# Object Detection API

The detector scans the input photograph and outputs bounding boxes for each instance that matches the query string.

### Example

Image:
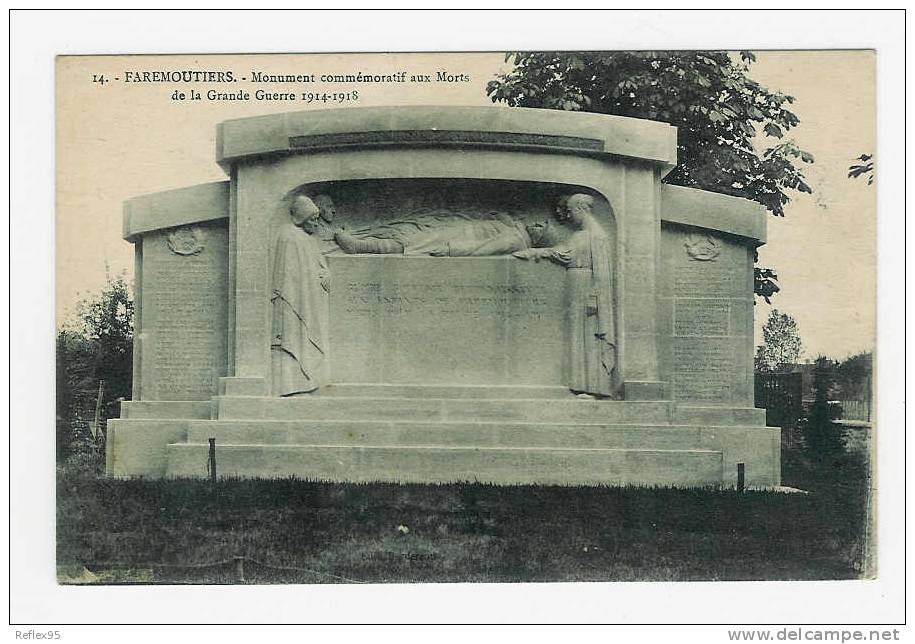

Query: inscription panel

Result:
[341,282,555,319]
[674,299,730,337]
[141,222,228,400]
[660,226,755,405]
[673,262,738,295]
[672,339,734,401]
[329,256,567,385]
[289,130,604,152]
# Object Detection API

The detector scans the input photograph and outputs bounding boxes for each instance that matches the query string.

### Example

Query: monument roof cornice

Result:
[215,106,678,174]
[660,183,768,245]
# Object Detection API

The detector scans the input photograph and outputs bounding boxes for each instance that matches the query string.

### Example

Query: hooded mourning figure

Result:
[270,194,330,396]
[514,193,616,397]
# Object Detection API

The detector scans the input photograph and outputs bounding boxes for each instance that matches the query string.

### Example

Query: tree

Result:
[755,309,803,373]
[834,352,873,401]
[487,51,814,300]
[848,154,874,185]
[57,270,134,464]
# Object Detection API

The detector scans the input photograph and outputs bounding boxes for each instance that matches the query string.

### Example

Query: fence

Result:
[755,372,803,427]
[754,372,803,447]
[837,399,872,423]
[59,391,122,472]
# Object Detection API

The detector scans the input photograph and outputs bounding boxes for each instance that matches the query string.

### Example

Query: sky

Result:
[56,51,876,360]
[748,51,875,360]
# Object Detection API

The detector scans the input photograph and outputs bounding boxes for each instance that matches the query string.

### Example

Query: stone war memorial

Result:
[107,106,777,487]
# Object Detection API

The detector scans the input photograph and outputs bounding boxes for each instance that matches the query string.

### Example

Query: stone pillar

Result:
[224,163,274,396]
[131,241,144,400]
[615,165,667,399]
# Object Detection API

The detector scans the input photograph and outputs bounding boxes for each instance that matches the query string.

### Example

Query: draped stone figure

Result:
[514,193,616,397]
[271,195,330,396]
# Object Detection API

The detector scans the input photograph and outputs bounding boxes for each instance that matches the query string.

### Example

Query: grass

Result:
[56,444,873,584]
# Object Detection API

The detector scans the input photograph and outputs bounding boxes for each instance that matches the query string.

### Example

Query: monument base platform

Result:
[165,444,724,487]
[107,385,779,487]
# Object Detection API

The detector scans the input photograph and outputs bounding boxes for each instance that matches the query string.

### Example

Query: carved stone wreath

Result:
[166,225,206,256]
[684,233,721,261]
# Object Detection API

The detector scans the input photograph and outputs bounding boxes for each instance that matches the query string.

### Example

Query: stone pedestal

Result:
[109,389,778,486]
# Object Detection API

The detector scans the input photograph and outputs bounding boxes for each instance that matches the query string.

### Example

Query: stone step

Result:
[109,417,778,485]
[165,443,724,486]
[213,396,674,424]
[675,405,767,426]
[107,419,190,477]
[185,419,707,449]
[317,383,575,400]
[120,400,214,420]
[116,397,766,426]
